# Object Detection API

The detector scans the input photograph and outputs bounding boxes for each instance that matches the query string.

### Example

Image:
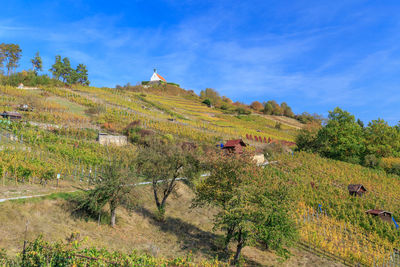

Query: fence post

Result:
[22,220,29,262]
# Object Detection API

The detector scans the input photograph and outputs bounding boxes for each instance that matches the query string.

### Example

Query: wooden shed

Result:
[365,209,393,223]
[222,139,247,154]
[348,184,367,196]
[1,111,22,120]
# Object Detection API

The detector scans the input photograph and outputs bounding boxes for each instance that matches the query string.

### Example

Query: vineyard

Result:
[0,83,399,266]
[273,152,400,266]
[0,235,224,266]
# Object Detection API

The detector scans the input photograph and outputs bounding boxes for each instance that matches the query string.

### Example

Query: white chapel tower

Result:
[150,69,166,83]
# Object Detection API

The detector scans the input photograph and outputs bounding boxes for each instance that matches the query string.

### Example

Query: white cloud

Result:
[2,1,400,124]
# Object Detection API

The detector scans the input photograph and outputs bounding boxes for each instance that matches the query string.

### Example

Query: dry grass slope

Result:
[0,183,342,266]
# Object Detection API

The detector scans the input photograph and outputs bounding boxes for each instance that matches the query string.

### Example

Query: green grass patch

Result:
[47,96,87,116]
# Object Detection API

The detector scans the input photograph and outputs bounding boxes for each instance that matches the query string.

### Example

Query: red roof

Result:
[156,73,166,82]
[224,139,246,148]
[348,184,367,192]
[365,209,392,216]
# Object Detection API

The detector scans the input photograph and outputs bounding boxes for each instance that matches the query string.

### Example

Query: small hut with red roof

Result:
[365,209,393,223]
[222,139,247,154]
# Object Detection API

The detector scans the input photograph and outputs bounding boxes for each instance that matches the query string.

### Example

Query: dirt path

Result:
[0,177,192,203]
[0,193,58,203]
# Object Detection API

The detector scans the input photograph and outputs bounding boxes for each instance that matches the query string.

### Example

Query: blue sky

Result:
[2,0,400,125]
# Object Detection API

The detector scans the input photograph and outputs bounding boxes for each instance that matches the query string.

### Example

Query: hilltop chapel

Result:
[150,69,166,83]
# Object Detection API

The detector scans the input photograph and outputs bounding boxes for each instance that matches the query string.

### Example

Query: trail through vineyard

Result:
[1,84,399,266]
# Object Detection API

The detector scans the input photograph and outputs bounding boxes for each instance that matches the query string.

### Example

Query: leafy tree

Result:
[296,112,323,124]
[0,44,22,75]
[222,96,233,104]
[49,55,64,80]
[364,119,400,158]
[193,153,297,264]
[76,63,90,85]
[281,102,295,117]
[137,140,200,220]
[61,57,72,83]
[271,100,283,115]
[0,44,6,74]
[76,157,136,227]
[200,88,220,105]
[50,56,89,85]
[250,101,263,111]
[67,68,79,85]
[263,102,274,115]
[357,118,364,128]
[263,100,283,115]
[202,98,211,107]
[9,44,22,75]
[236,107,251,115]
[395,121,400,132]
[295,122,321,152]
[297,108,400,168]
[316,107,365,163]
[31,51,43,75]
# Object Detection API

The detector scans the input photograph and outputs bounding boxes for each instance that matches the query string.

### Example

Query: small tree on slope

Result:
[136,140,200,221]
[193,152,297,264]
[75,157,137,227]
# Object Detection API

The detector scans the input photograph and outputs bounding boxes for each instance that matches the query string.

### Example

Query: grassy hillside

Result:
[0,83,399,266]
[0,84,299,144]
[271,152,400,265]
[0,183,343,266]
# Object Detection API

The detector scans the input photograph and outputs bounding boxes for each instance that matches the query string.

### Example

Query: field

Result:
[270,152,400,265]
[0,83,399,266]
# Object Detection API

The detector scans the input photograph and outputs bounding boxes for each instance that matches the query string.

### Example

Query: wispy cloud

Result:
[2,0,400,124]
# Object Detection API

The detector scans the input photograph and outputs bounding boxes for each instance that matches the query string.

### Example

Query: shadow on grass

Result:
[134,206,263,266]
[63,193,112,225]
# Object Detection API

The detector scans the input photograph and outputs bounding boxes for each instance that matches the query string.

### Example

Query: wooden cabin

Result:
[348,184,367,196]
[222,139,247,154]
[365,209,393,223]
[1,111,22,120]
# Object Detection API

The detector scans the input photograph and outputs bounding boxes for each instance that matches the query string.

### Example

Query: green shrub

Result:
[236,107,251,115]
[202,99,211,107]
[85,106,106,115]
[0,72,64,87]
[162,134,174,142]
[167,82,180,87]
[390,163,400,175]
[263,143,285,159]
[364,154,382,168]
